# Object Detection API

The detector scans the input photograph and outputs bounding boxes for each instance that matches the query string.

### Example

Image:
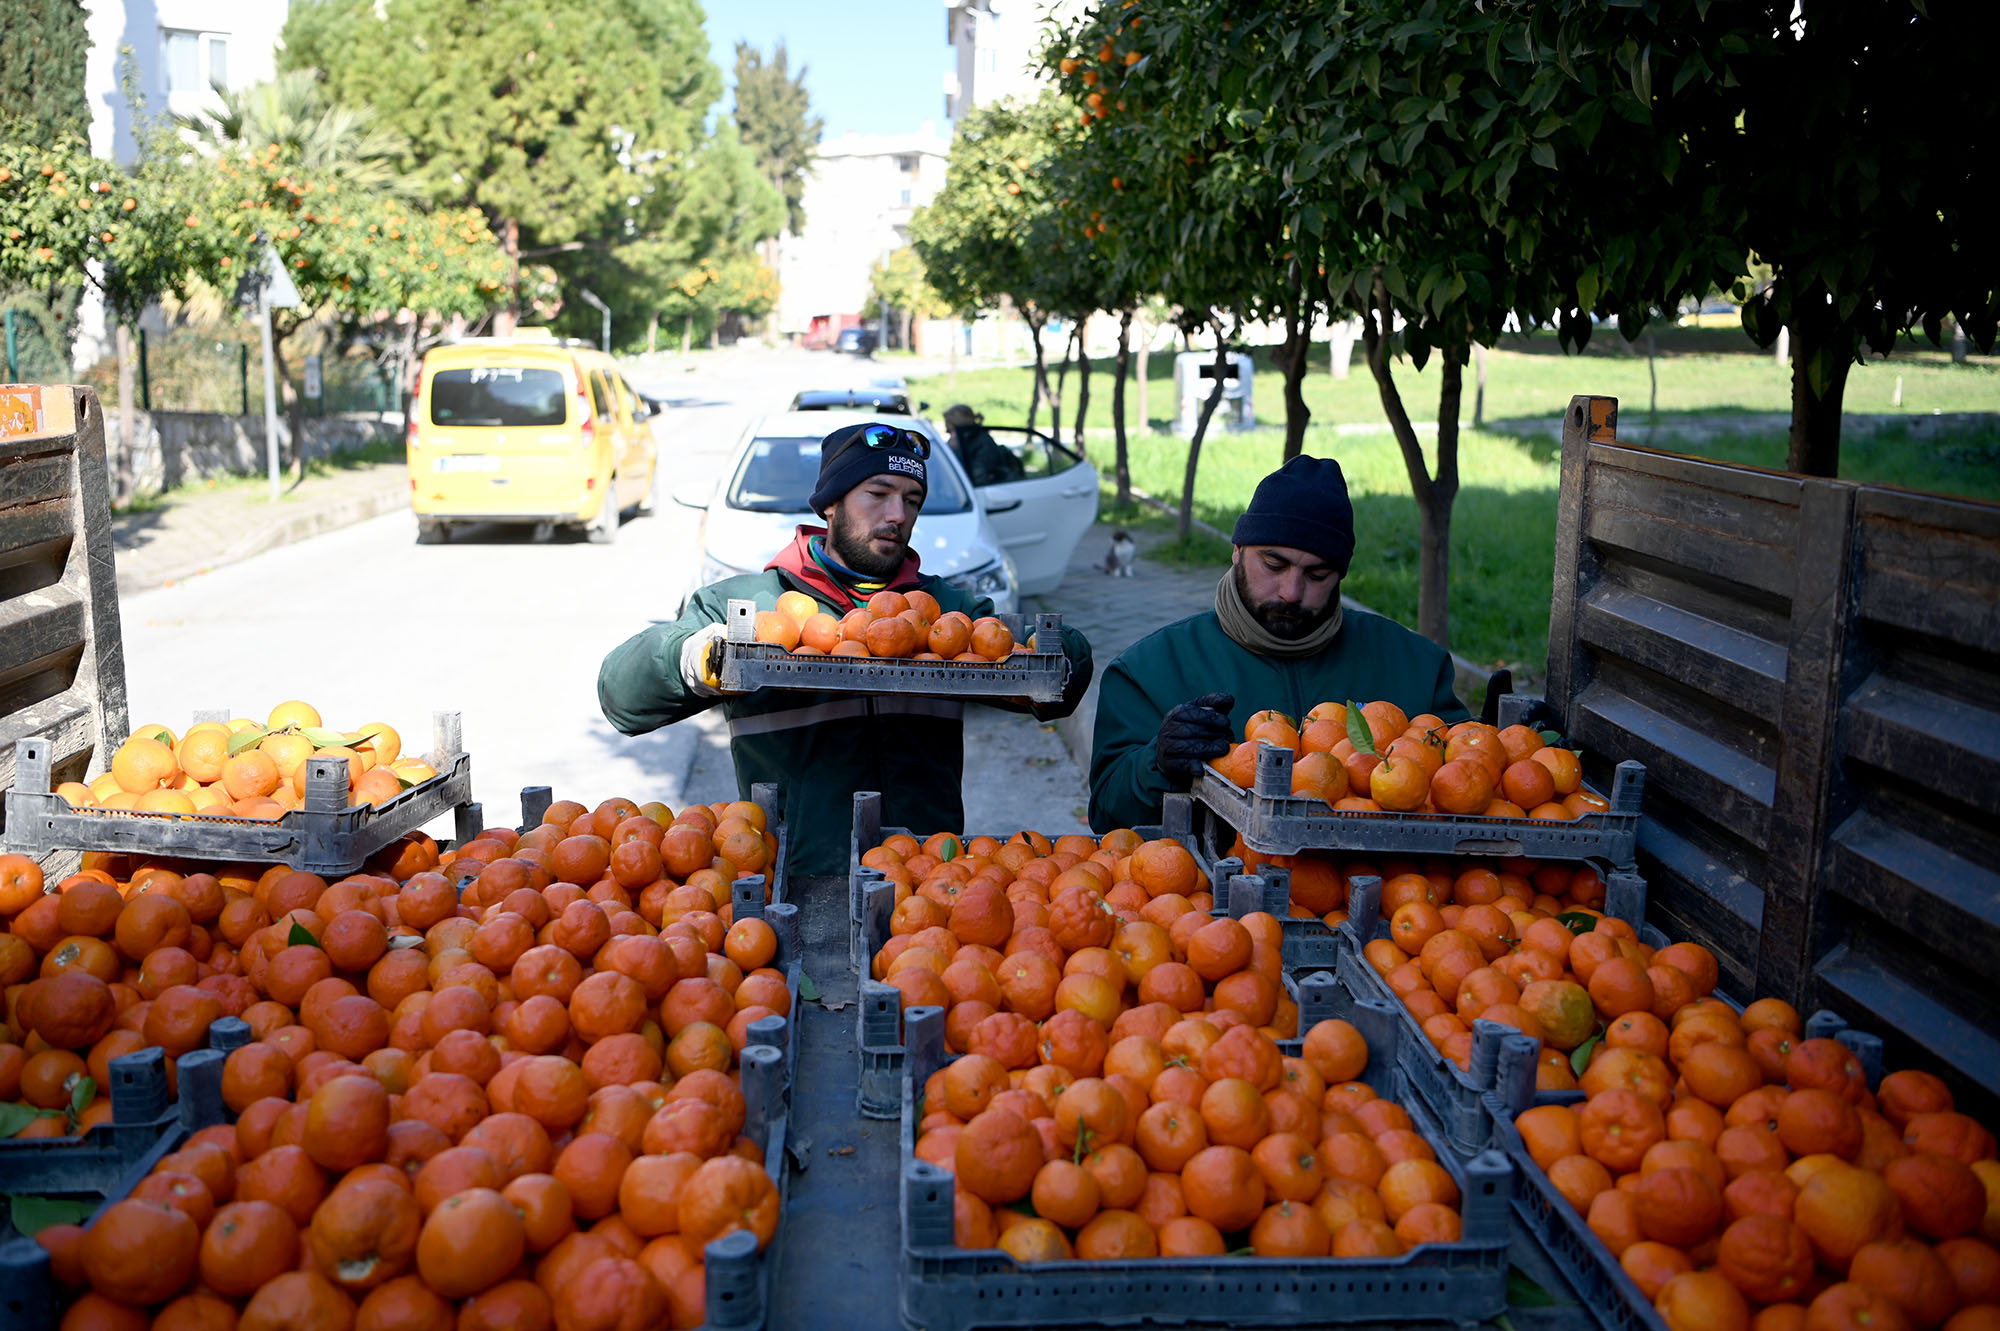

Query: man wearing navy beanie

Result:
[1087,454,1468,831]
[599,421,1093,877]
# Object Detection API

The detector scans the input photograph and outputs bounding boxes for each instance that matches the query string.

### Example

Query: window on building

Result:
[160,28,229,92]
[896,155,918,173]
[899,189,912,206]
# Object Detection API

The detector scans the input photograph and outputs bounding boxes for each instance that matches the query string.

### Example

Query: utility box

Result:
[1173,350,1254,437]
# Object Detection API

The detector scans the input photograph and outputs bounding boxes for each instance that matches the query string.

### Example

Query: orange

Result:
[414,1188,523,1299]
[1654,1270,1750,1331]
[81,1198,199,1306]
[1795,1164,1903,1270]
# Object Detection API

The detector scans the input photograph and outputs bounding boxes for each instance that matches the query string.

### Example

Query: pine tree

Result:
[0,0,90,141]
[731,42,822,237]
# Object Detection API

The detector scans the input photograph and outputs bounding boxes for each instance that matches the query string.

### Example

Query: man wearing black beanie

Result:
[1087,454,1467,831]
[598,421,1093,877]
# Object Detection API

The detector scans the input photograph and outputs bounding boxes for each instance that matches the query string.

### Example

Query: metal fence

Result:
[43,323,403,418]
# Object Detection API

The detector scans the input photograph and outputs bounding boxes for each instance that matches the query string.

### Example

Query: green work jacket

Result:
[1087,607,1467,832]
[598,571,1092,877]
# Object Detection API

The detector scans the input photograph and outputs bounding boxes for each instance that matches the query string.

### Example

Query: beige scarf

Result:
[1214,569,1344,659]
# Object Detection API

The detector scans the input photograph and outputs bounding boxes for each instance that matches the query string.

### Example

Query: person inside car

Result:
[942,404,1026,487]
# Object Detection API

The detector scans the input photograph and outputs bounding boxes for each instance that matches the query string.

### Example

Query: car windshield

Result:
[428,366,568,427]
[725,435,970,514]
[791,390,912,413]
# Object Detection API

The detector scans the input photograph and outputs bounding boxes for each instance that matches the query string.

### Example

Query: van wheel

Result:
[588,483,620,544]
[417,521,448,545]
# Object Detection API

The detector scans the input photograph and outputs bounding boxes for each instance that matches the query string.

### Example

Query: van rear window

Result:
[429,367,568,427]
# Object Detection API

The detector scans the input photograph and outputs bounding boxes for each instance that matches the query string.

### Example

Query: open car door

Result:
[961,426,1099,596]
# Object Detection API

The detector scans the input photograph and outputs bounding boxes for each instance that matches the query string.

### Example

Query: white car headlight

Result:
[946,561,1011,597]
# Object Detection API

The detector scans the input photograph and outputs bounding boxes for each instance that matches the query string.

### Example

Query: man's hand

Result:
[1155,692,1236,785]
[678,623,732,697]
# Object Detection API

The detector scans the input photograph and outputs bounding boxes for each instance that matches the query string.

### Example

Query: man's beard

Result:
[827,503,908,579]
[1235,562,1338,640]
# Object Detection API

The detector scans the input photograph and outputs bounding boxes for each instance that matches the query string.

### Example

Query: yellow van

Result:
[407,333,658,544]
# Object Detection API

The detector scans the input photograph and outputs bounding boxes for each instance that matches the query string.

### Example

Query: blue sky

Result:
[704,0,953,138]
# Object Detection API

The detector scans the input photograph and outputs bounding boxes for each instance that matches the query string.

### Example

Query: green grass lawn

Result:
[915,333,2000,683]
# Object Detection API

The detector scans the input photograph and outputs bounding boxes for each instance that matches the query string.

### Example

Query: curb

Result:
[114,481,411,596]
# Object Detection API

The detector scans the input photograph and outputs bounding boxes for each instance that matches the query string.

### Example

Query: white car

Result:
[673,410,1099,614]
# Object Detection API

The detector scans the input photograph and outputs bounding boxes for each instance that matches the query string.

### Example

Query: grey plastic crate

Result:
[1487,1013,1885,1331]
[0,1037,788,1331]
[0,1017,247,1195]
[1332,871,1657,1158]
[849,794,1221,1120]
[2,711,477,876]
[718,600,1070,703]
[893,981,1513,1330]
[1193,741,1644,862]
[0,1044,225,1330]
[516,781,791,909]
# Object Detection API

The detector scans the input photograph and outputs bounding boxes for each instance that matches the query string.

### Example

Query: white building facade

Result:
[774,126,951,340]
[943,0,1085,121]
[73,0,291,368]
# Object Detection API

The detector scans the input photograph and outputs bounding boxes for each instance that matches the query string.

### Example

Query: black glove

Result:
[1155,692,1236,785]
[1514,696,1567,746]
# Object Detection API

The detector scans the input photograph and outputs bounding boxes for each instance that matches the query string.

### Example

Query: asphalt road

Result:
[116,345,1092,843]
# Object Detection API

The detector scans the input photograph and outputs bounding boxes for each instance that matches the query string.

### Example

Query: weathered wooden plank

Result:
[1825,811,2000,979]
[1572,683,1776,844]
[0,452,71,508]
[1586,468,1800,600]
[1577,586,1786,720]
[1758,478,1856,1007]
[1545,397,1608,721]
[1841,676,2000,817]
[1638,814,1765,999]
[1584,437,1805,507]
[0,584,85,679]
[66,389,128,749]
[1852,506,2000,654]
[0,500,71,565]
[0,690,97,808]
[1814,943,2000,1113]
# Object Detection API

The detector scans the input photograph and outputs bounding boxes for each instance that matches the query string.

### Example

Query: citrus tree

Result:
[1050,0,1747,647]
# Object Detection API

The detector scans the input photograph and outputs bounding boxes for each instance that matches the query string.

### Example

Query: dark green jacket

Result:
[599,571,1093,877]
[1087,608,1467,832]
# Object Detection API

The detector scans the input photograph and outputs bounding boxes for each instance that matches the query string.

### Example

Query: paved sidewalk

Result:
[1023,520,1222,773]
[111,463,409,596]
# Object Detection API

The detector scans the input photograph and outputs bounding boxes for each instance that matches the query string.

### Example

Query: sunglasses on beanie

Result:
[826,423,931,464]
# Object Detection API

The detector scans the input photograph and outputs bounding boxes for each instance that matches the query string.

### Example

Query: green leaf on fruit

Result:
[940,837,958,862]
[1227,1245,1256,1257]
[1344,700,1377,756]
[386,934,425,949]
[798,972,821,1003]
[1570,1033,1602,1077]
[226,728,268,756]
[302,728,349,749]
[141,727,174,745]
[1555,910,1598,935]
[1538,730,1563,745]
[0,1104,47,1138]
[1507,1265,1564,1308]
[6,1196,100,1236]
[69,1077,96,1117]
[287,921,320,948]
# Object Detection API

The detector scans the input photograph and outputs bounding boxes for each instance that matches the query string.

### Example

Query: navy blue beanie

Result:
[809,422,928,515]
[1231,455,1355,569]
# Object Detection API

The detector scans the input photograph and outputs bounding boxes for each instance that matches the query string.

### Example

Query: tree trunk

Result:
[900,309,913,354]
[1135,323,1150,430]
[1786,318,1852,477]
[1072,334,1091,457]
[497,218,520,336]
[1111,309,1132,507]
[1051,323,1078,429]
[1361,274,1457,648]
[1278,286,1314,461]
[647,313,658,354]
[681,315,693,355]
[1178,319,1232,544]
[1025,312,1050,433]
[112,320,135,506]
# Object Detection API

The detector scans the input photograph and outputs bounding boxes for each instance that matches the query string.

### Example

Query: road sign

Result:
[304,354,322,400]
[234,244,301,310]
